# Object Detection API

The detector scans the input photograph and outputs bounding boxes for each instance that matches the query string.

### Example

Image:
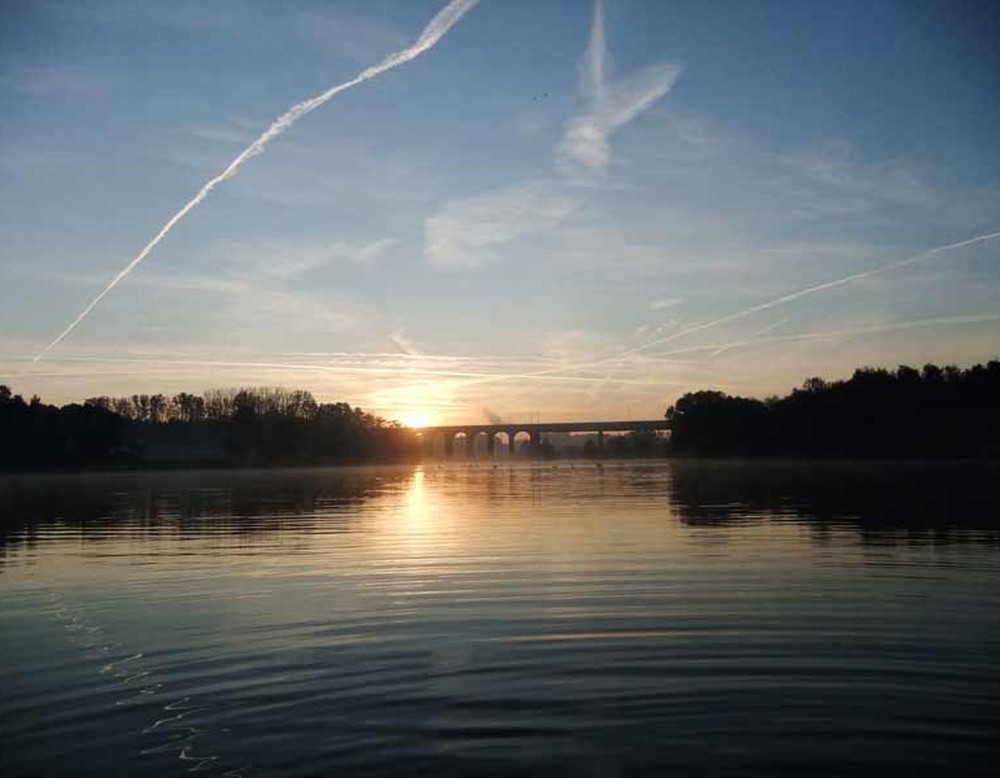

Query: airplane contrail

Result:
[620,229,1000,358]
[22,354,648,385]
[20,314,994,384]
[430,230,1000,393]
[710,316,790,357]
[559,0,681,176]
[32,0,479,363]
[643,313,1000,359]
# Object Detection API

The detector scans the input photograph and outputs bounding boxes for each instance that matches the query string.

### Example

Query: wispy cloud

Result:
[208,236,394,278]
[422,0,680,271]
[621,229,1000,357]
[780,140,935,207]
[388,328,421,356]
[556,0,682,179]
[425,180,579,268]
[649,297,682,311]
[352,237,397,266]
[122,269,370,336]
[245,241,344,278]
[0,63,103,97]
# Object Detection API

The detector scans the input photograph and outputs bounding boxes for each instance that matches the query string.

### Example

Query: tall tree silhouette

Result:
[665,361,1000,457]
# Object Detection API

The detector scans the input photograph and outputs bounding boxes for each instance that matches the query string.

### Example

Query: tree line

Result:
[665,361,1000,457]
[0,385,420,471]
[80,387,321,424]
[4,361,998,470]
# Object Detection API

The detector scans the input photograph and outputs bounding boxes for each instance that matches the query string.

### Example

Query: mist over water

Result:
[1,461,998,776]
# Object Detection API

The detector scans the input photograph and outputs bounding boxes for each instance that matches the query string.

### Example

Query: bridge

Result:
[417,419,670,459]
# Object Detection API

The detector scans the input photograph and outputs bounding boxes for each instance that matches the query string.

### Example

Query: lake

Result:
[1,461,998,776]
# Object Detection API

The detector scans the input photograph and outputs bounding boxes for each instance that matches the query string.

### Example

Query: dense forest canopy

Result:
[0,386,419,470]
[665,361,1000,457]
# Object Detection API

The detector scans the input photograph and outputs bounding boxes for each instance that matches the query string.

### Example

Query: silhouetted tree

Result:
[171,392,206,423]
[1,385,124,470]
[666,391,767,454]
[0,383,420,471]
[665,361,1000,457]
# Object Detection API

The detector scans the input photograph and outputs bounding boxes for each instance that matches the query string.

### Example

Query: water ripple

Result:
[1,462,998,775]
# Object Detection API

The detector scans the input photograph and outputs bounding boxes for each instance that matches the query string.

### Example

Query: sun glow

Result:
[401,413,430,429]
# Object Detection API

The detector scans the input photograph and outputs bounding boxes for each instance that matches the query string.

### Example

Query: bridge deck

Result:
[421,420,668,435]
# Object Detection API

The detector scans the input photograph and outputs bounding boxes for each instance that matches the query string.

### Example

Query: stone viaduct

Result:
[418,420,669,459]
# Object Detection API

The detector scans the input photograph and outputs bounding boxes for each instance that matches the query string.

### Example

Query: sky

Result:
[1,0,998,425]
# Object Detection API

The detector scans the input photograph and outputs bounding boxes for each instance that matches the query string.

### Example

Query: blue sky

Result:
[2,0,998,423]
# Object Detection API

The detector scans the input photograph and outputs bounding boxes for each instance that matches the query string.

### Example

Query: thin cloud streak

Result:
[710,317,790,357]
[436,305,1000,393]
[623,229,1000,357]
[576,231,998,392]
[644,313,1000,359]
[10,346,717,395]
[17,354,643,385]
[388,328,422,356]
[32,0,479,363]
[650,297,682,311]
[9,307,995,410]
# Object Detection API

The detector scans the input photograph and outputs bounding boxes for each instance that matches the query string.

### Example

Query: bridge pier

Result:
[421,420,669,460]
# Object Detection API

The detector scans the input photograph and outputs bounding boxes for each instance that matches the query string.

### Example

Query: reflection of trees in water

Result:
[0,467,417,564]
[668,460,1000,547]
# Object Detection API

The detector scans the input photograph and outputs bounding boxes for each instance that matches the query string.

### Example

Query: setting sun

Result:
[401,413,430,429]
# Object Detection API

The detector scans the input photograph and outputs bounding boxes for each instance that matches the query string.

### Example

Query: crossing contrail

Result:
[569,229,1000,394]
[619,229,1000,358]
[442,229,1000,392]
[641,313,1000,359]
[32,0,479,363]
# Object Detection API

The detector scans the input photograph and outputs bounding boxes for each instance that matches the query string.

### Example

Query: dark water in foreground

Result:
[1,461,998,776]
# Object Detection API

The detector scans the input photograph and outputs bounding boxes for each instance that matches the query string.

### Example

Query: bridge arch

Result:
[452,431,471,459]
[423,431,444,459]
[512,430,535,457]
[492,430,511,458]
[468,430,489,459]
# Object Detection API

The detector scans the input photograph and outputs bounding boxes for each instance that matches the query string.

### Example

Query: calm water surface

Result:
[1,461,998,776]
